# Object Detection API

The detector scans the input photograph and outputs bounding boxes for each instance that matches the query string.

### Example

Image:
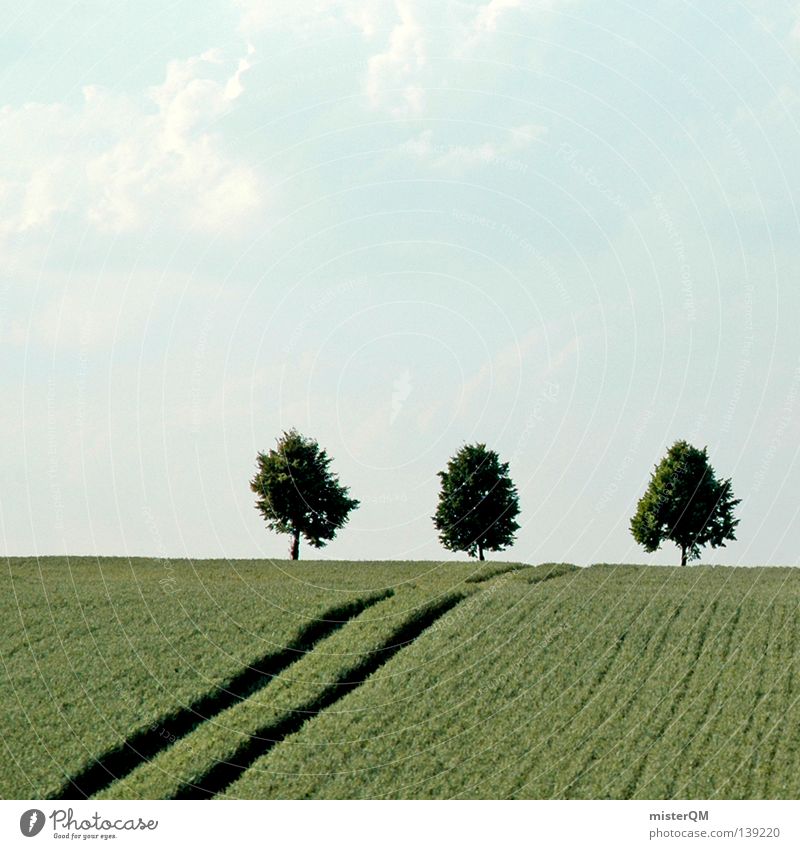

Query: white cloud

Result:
[344,0,385,37]
[365,0,427,116]
[7,268,207,351]
[9,287,124,351]
[231,1,565,117]
[225,43,257,100]
[473,0,527,34]
[234,0,387,36]
[460,0,566,54]
[401,123,546,171]
[740,2,800,43]
[234,0,380,37]
[234,0,429,116]
[0,45,262,238]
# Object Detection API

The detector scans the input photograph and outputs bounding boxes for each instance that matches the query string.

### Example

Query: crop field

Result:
[2,558,799,799]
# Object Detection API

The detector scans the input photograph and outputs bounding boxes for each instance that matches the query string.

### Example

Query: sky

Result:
[2,0,800,566]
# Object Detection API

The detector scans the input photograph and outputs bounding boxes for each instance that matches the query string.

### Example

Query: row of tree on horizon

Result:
[250,430,740,565]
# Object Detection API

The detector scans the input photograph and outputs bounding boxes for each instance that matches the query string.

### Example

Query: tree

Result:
[433,443,520,561]
[630,440,740,565]
[250,429,359,560]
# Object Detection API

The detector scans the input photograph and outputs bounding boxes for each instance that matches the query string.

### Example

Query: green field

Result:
[2,557,799,799]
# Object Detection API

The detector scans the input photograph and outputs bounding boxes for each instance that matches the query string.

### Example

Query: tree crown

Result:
[630,439,740,564]
[250,429,359,554]
[433,442,520,559]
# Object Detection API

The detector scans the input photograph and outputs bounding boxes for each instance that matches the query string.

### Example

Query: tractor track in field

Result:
[55,571,529,801]
[697,605,779,798]
[502,595,655,798]
[621,598,720,799]
[750,608,797,798]
[53,592,391,800]
[174,593,465,799]
[554,595,654,724]
[558,601,687,796]
[659,604,743,798]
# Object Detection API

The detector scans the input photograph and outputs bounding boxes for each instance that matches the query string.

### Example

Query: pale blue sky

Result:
[2,1,800,565]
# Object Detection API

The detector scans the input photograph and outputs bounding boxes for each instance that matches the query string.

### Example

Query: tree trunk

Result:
[478,543,484,561]
[290,529,300,560]
[680,544,687,566]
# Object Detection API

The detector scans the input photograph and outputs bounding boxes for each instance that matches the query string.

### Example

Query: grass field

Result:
[2,558,798,799]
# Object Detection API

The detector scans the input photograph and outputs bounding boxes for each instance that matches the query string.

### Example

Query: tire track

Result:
[53,592,390,800]
[658,603,743,798]
[620,598,719,799]
[692,605,778,798]
[491,594,655,799]
[752,605,797,798]
[558,601,687,797]
[174,593,465,799]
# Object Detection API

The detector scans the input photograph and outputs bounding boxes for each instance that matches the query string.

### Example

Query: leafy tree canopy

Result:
[433,442,520,561]
[630,440,740,565]
[250,429,359,560]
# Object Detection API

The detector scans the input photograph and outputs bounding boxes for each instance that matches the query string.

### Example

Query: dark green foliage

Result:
[250,429,359,559]
[433,442,520,560]
[631,440,741,565]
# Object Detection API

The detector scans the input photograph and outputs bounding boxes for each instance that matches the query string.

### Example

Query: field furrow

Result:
[646,603,745,798]
[95,589,467,799]
[55,593,389,799]
[749,604,800,798]
[5,560,800,799]
[613,597,721,799]
[672,596,781,798]
[553,598,692,798]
